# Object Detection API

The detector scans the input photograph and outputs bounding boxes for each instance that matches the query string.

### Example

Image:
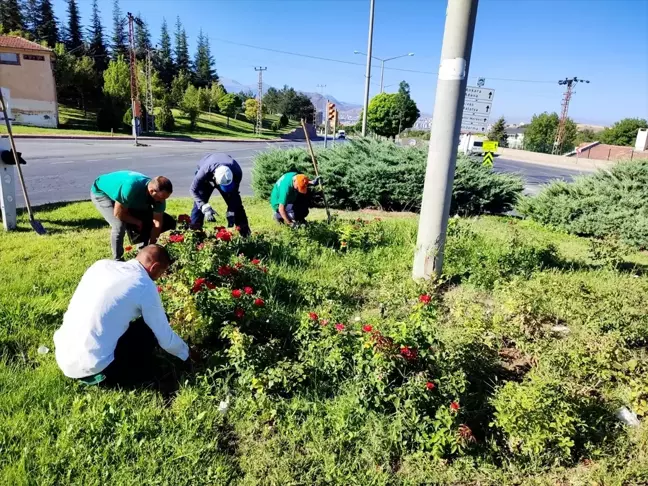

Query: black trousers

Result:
[127,209,177,246]
[102,318,158,387]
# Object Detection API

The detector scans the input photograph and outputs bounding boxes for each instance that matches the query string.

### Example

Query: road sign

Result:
[465,86,495,102]
[482,140,499,152]
[461,123,487,133]
[477,78,485,87]
[483,151,494,168]
[462,114,489,125]
[462,99,492,115]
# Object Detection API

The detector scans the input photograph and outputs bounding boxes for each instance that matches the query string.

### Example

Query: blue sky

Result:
[52,0,648,125]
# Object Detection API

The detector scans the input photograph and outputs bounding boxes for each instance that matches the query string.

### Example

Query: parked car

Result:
[336,130,346,140]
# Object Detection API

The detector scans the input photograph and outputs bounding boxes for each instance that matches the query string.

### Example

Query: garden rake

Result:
[301,118,331,223]
[0,88,46,235]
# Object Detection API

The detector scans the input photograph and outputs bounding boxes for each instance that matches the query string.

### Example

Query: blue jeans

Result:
[190,183,250,236]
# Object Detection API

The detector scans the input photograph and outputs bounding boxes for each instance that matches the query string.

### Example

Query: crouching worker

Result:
[53,245,189,386]
[91,170,176,261]
[271,171,320,226]
[190,153,251,236]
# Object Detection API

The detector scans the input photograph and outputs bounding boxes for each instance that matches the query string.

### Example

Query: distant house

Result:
[505,127,526,149]
[0,36,58,128]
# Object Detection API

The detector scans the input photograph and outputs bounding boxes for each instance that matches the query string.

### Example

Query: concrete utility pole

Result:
[254,67,267,136]
[412,0,479,279]
[361,0,375,137]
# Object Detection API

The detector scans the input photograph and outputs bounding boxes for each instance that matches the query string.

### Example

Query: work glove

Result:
[201,204,216,222]
[309,176,322,186]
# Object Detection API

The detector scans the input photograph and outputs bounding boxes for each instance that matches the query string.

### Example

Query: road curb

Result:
[6,134,297,143]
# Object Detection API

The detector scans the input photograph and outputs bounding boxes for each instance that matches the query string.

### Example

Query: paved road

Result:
[6,138,588,207]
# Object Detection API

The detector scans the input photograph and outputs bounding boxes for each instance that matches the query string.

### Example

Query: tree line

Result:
[0,0,314,133]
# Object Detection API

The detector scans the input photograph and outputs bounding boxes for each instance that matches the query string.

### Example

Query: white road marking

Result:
[51,160,76,165]
[115,157,132,160]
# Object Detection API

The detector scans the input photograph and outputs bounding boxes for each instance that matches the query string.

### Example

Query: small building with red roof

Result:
[0,35,58,128]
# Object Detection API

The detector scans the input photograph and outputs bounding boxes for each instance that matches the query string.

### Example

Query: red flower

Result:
[231,289,242,299]
[244,286,254,295]
[251,258,261,265]
[426,381,436,391]
[419,294,431,304]
[335,323,345,332]
[178,214,191,224]
[450,402,460,412]
[320,319,329,327]
[216,229,232,242]
[192,277,206,293]
[124,245,133,252]
[169,234,185,243]
[400,345,418,361]
[234,308,245,319]
[196,242,205,251]
[157,286,163,293]
[235,225,242,232]
[261,266,268,273]
[254,298,265,307]
[309,312,319,321]
[218,265,233,277]
[362,324,373,332]
[205,281,216,290]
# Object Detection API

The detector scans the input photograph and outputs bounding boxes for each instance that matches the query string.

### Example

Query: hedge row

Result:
[252,138,523,215]
[518,159,648,248]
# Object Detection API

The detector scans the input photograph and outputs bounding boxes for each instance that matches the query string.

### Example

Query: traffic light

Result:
[327,102,336,121]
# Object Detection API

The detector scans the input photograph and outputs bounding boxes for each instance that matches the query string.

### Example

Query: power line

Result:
[211,37,560,84]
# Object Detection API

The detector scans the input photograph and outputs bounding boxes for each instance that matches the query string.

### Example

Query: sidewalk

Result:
[498,147,618,172]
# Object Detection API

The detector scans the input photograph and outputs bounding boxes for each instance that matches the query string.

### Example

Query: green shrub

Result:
[518,160,648,248]
[279,113,289,128]
[270,121,280,132]
[156,98,175,132]
[252,138,523,214]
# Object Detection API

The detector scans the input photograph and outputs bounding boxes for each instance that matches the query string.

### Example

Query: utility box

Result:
[635,128,648,152]
[0,136,17,231]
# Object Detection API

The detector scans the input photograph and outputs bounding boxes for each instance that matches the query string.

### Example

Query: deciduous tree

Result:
[180,84,201,130]
[598,118,648,147]
[524,112,577,154]
[244,98,259,123]
[366,88,419,139]
[218,93,242,127]
[170,70,190,107]
[103,54,131,107]
[208,81,225,113]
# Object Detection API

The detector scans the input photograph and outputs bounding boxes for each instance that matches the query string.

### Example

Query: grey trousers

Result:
[91,192,128,260]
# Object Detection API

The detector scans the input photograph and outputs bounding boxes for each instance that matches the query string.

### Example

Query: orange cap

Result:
[294,174,309,194]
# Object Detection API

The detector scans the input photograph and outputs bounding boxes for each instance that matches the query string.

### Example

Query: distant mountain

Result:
[219,77,272,97]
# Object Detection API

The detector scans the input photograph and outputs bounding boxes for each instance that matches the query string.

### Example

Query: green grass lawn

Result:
[1,106,299,140]
[1,199,648,484]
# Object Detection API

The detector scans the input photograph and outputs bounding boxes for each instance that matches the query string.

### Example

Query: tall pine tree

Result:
[111,0,127,59]
[155,17,175,87]
[0,0,25,32]
[487,116,509,147]
[193,29,216,88]
[87,0,107,72]
[174,16,190,74]
[134,12,150,59]
[24,0,40,38]
[37,0,58,47]
[65,0,83,54]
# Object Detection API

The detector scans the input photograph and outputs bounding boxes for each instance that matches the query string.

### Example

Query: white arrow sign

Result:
[463,100,491,115]
[465,86,495,102]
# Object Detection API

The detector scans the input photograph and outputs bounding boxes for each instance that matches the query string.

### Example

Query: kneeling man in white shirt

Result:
[54,244,189,386]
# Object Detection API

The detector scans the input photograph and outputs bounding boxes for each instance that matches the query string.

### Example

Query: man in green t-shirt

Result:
[270,172,318,225]
[91,171,176,260]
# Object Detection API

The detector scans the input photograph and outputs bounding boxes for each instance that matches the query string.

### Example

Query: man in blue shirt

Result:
[189,153,250,236]
[91,171,176,260]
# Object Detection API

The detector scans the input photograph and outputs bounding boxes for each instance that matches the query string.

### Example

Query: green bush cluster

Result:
[252,138,523,214]
[518,159,648,248]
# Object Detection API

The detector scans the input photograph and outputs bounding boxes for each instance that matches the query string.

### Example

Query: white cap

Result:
[214,166,234,191]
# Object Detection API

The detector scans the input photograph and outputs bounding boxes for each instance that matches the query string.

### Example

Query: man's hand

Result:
[201,204,216,222]
[309,176,322,186]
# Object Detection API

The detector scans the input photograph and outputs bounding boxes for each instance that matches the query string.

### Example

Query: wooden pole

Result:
[301,119,331,223]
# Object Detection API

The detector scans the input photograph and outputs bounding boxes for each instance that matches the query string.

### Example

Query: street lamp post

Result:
[354,50,415,93]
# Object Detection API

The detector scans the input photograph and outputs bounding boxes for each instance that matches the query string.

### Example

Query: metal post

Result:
[380,60,385,93]
[412,0,479,279]
[324,99,329,148]
[361,0,375,137]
